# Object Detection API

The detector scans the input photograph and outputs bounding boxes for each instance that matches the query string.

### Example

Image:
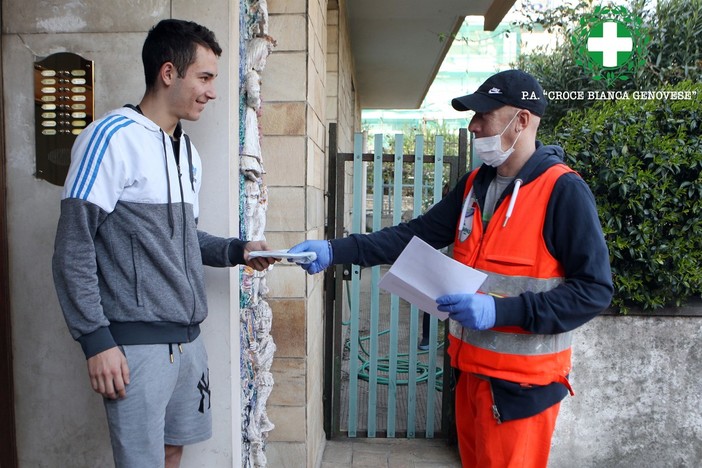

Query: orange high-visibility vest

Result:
[448,164,575,387]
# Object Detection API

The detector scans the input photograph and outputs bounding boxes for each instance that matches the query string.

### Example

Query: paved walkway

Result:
[321,437,462,468]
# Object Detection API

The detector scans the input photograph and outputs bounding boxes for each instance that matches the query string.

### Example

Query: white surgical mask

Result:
[473,111,522,167]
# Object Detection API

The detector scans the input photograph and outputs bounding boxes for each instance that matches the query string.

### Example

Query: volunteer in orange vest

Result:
[289,69,613,468]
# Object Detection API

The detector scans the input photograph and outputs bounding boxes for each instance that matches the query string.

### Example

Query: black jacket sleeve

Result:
[330,173,470,266]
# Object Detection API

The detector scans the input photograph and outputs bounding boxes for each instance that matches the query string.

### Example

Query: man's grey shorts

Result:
[104,338,211,468]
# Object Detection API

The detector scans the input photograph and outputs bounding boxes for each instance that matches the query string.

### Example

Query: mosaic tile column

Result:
[239,0,276,466]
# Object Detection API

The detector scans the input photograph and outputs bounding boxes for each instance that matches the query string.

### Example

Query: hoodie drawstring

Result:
[502,178,523,227]
[161,131,175,239]
[183,134,196,193]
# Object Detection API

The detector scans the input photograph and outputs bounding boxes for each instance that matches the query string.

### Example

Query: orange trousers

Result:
[455,372,560,468]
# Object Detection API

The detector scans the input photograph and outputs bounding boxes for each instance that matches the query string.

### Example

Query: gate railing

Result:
[324,123,468,439]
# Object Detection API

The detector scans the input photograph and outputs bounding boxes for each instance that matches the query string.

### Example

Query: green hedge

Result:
[551,81,702,312]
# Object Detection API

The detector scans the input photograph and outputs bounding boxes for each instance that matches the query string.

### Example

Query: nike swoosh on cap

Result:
[488,87,502,94]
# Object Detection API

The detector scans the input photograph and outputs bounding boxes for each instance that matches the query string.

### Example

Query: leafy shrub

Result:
[553,81,702,312]
[643,0,702,88]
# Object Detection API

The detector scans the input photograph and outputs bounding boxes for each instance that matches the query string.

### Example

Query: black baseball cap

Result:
[451,69,547,116]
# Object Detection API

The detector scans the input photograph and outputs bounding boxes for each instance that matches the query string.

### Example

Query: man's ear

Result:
[516,110,531,132]
[160,62,176,86]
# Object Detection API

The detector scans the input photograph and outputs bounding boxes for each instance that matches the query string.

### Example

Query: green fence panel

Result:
[425,135,444,437]
[366,134,384,436]
[386,134,404,437]
[347,133,364,437]
[406,134,424,438]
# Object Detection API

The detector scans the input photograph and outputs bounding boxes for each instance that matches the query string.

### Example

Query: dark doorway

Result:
[0,1,19,464]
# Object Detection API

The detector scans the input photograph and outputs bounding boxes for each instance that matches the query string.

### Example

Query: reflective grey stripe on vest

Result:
[449,270,571,355]
[478,270,564,296]
[449,320,573,355]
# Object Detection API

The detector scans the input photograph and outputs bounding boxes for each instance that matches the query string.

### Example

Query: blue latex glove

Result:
[436,293,496,330]
[288,240,333,274]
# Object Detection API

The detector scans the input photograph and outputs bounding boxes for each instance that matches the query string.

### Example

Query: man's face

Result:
[170,44,218,121]
[468,106,519,139]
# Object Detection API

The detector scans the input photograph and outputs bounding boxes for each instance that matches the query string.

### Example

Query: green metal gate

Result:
[324,123,468,439]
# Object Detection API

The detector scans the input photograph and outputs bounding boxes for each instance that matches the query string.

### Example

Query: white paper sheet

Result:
[378,236,487,320]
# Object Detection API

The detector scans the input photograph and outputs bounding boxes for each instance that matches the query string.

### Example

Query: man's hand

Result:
[288,240,333,274]
[436,293,496,330]
[87,347,130,399]
[243,241,279,271]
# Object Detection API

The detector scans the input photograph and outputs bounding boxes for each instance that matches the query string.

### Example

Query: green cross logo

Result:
[572,6,648,86]
[587,21,633,68]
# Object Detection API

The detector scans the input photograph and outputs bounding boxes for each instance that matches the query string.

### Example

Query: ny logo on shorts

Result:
[197,370,211,413]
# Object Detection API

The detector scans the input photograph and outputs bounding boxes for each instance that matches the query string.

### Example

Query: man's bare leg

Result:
[165,444,183,468]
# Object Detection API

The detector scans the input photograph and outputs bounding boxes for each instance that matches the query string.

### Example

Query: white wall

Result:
[3,1,242,465]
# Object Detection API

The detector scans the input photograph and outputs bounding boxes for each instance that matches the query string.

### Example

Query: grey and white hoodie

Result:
[52,106,246,359]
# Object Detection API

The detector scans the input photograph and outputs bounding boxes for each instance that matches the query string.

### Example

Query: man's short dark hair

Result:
[142,19,223,90]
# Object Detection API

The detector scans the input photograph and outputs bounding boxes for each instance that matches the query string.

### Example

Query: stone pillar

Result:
[262,0,328,466]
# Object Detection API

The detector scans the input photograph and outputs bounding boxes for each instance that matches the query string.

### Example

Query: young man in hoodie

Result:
[52,19,276,468]
[289,70,613,467]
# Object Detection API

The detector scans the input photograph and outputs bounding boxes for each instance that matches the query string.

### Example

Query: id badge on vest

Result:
[458,187,476,243]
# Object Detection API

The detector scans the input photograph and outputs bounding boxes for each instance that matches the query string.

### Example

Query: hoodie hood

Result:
[118,104,187,140]
[104,105,162,133]
[517,141,566,185]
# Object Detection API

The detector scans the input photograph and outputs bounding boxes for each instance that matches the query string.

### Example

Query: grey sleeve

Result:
[197,230,247,267]
[52,198,116,358]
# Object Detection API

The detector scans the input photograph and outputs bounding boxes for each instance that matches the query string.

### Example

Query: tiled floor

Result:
[321,437,462,468]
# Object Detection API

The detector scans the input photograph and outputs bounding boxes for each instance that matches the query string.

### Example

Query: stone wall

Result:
[327,0,361,238]
[550,314,702,467]
[327,0,360,153]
